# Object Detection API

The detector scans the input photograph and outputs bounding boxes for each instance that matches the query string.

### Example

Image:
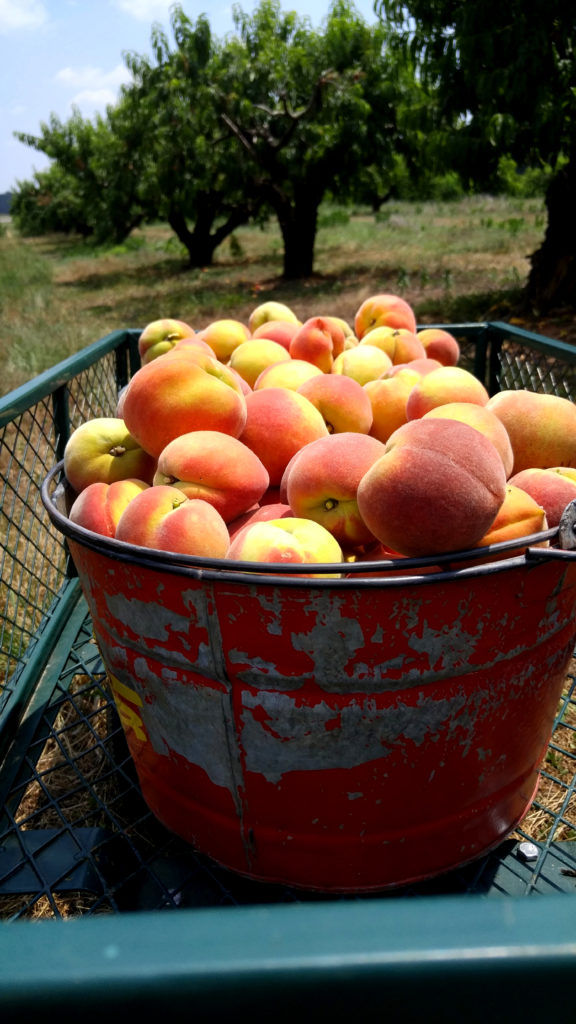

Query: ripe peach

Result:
[251,319,300,350]
[356,418,507,557]
[153,430,270,523]
[332,344,393,385]
[508,467,576,528]
[354,293,417,338]
[137,318,195,364]
[115,485,230,558]
[239,387,329,485]
[476,485,548,548]
[69,478,150,537]
[383,357,443,378]
[285,432,387,550]
[364,373,416,444]
[254,359,323,391]
[423,402,514,477]
[416,328,460,367]
[406,366,490,420]
[121,353,247,457]
[63,417,157,492]
[360,327,426,365]
[289,316,346,372]
[486,389,576,475]
[297,373,373,434]
[227,502,293,540]
[227,517,343,577]
[166,336,215,360]
[229,338,291,389]
[248,301,300,334]
[197,318,250,361]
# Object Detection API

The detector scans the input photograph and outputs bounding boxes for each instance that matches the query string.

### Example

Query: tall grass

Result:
[0,195,549,396]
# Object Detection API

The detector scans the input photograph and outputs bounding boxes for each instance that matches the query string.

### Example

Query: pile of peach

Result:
[63,293,576,575]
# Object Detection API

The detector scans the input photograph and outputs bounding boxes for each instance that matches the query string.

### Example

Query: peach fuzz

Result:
[253,359,323,391]
[360,327,426,365]
[285,432,386,550]
[422,402,514,478]
[227,517,343,578]
[69,479,150,538]
[137,318,195,364]
[364,373,415,443]
[416,328,461,367]
[153,430,270,524]
[239,387,329,485]
[406,365,490,420]
[297,373,373,435]
[63,417,157,493]
[332,344,393,385]
[251,319,300,350]
[115,485,230,558]
[354,293,417,338]
[197,318,250,361]
[229,338,291,389]
[289,316,346,372]
[508,467,576,529]
[121,353,247,458]
[227,502,293,540]
[356,418,507,557]
[486,389,576,475]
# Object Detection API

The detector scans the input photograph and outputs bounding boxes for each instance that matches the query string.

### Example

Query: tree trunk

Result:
[273,187,322,280]
[525,158,576,314]
[168,198,251,268]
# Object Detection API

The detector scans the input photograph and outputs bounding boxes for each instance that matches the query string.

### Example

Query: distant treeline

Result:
[0,193,12,215]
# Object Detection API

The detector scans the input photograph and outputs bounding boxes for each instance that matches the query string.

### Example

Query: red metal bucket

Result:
[43,466,576,891]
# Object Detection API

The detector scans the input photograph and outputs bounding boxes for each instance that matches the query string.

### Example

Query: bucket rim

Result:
[42,461,567,589]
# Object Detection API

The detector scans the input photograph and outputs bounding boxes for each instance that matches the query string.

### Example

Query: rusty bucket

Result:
[43,465,576,892]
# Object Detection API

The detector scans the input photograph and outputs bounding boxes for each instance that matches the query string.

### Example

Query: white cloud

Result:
[111,0,173,21]
[70,88,120,109]
[0,0,47,32]
[55,63,131,90]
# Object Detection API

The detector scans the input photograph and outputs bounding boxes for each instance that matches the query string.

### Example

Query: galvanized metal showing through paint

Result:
[43,469,576,891]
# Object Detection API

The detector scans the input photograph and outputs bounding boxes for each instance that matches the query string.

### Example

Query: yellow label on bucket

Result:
[109,673,147,743]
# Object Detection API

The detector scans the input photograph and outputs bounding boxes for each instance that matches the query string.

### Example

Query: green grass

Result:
[0,194,551,396]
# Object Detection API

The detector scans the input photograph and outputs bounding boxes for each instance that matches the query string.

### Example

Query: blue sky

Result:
[1,0,380,193]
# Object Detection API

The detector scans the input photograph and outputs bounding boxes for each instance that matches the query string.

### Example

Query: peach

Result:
[169,335,224,360]
[227,502,293,540]
[69,478,150,538]
[360,327,426,365]
[197,318,250,361]
[153,430,270,523]
[406,365,490,420]
[285,432,387,550]
[297,373,373,435]
[248,301,300,334]
[229,338,291,389]
[239,387,329,485]
[254,359,323,391]
[289,316,346,372]
[364,373,416,443]
[475,485,548,548]
[115,485,230,558]
[508,467,576,529]
[354,293,417,338]
[332,344,393,385]
[486,389,576,475]
[417,328,460,367]
[137,318,195,364]
[383,357,443,378]
[121,353,247,457]
[251,319,300,350]
[423,402,514,477]
[63,417,157,492]
[227,517,343,577]
[356,418,507,557]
